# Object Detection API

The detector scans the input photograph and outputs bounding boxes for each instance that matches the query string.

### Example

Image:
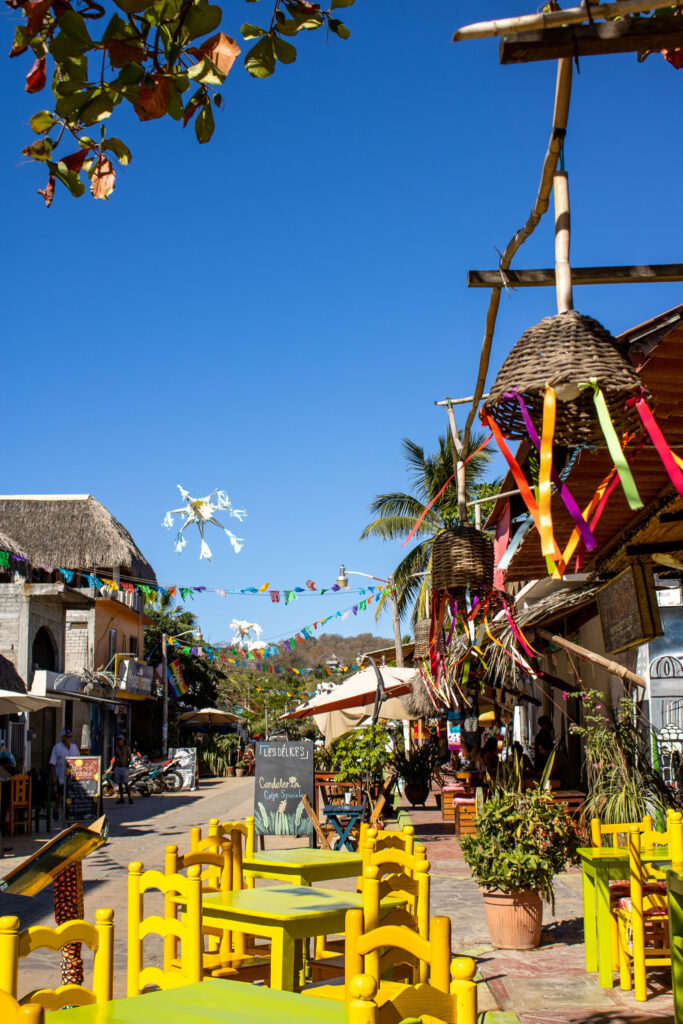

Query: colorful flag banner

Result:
[167,659,188,698]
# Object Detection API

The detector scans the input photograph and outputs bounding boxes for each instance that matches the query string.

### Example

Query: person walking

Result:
[113,734,133,804]
[49,727,80,820]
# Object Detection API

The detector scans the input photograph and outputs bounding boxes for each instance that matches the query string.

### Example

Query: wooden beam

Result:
[467,264,683,289]
[301,793,331,850]
[453,0,677,42]
[500,16,683,64]
[659,512,683,523]
[626,540,683,556]
[535,627,645,689]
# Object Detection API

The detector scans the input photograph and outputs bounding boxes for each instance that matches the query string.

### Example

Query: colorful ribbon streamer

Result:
[635,396,683,502]
[582,380,643,511]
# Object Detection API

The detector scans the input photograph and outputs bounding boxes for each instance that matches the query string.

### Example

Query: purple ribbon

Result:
[504,390,597,552]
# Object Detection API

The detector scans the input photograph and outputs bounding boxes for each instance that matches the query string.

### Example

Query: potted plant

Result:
[460,755,579,949]
[235,760,246,778]
[392,744,439,807]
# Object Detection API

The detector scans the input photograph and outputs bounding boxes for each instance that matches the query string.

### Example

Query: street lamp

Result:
[336,566,404,668]
[162,627,201,757]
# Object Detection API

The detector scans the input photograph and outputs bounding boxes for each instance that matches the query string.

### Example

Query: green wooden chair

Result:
[667,867,683,1024]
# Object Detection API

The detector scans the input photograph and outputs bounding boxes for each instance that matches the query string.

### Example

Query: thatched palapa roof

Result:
[0,654,27,693]
[0,495,156,583]
[0,530,28,561]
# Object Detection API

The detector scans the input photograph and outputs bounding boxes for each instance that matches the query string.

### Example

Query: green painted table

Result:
[174,885,403,992]
[51,978,348,1024]
[577,845,671,988]
[243,848,362,887]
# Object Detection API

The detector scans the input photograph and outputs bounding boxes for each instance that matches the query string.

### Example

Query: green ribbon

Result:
[581,379,642,511]
[0,551,9,568]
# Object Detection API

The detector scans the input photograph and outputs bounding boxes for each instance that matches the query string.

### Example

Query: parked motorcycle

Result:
[131,753,184,793]
[102,758,151,798]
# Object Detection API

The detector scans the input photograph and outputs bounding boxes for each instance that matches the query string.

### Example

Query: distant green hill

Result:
[268,632,392,670]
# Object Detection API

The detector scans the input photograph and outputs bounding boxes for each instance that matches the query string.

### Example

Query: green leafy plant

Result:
[201,732,240,776]
[7,0,355,204]
[461,755,580,907]
[392,742,440,788]
[329,725,395,783]
[567,688,680,825]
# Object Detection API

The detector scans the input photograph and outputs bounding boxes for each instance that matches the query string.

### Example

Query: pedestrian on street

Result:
[113,734,134,804]
[49,727,79,819]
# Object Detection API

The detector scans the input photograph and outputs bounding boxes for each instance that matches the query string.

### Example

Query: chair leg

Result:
[611,911,620,972]
[618,916,631,991]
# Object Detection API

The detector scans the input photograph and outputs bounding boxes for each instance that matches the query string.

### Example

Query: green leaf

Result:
[63,54,89,83]
[187,56,225,84]
[22,138,53,161]
[103,137,132,165]
[330,0,355,6]
[328,18,350,39]
[102,14,131,40]
[50,160,86,197]
[80,90,115,125]
[244,34,275,78]
[194,100,215,143]
[241,23,266,39]
[114,0,153,14]
[183,1,222,40]
[49,32,89,60]
[55,89,93,117]
[166,81,184,120]
[29,110,56,134]
[57,12,93,45]
[111,63,145,89]
[273,35,296,64]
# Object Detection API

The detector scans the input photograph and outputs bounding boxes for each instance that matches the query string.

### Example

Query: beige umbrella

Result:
[179,707,244,727]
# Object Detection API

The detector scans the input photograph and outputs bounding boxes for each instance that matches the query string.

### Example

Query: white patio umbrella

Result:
[179,707,245,727]
[0,690,61,715]
[282,666,419,743]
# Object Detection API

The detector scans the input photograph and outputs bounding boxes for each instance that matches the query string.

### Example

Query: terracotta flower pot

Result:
[226,766,236,778]
[481,887,543,949]
[404,783,430,807]
[235,768,245,777]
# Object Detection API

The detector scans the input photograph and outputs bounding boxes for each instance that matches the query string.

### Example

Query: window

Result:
[129,635,138,657]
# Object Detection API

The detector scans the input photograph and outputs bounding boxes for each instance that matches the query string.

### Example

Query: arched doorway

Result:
[32,626,56,671]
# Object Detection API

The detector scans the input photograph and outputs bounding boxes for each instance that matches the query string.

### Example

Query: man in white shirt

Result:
[49,727,80,819]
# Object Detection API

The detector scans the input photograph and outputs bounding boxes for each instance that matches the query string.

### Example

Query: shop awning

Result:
[0,689,62,715]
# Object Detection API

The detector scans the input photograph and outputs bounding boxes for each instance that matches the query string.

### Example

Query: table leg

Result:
[582,865,598,973]
[269,928,297,991]
[595,868,614,988]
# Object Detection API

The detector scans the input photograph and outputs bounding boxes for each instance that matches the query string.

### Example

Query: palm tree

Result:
[360,432,499,626]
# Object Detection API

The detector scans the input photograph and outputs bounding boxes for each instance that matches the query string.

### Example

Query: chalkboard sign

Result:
[65,757,101,823]
[597,563,662,654]
[253,739,314,836]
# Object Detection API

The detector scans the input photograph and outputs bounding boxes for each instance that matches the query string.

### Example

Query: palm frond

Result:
[360,515,438,544]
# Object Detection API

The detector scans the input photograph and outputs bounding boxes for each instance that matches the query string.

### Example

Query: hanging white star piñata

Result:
[163,485,246,560]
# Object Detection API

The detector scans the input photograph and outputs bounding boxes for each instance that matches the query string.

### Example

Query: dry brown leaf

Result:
[25,56,46,92]
[134,75,170,121]
[194,32,241,76]
[105,39,146,68]
[61,148,89,173]
[90,154,115,200]
[37,171,55,208]
[11,0,51,55]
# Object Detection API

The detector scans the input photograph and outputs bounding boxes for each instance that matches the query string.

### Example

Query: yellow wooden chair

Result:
[0,910,113,1010]
[615,813,683,1000]
[165,843,269,983]
[0,990,44,1024]
[127,860,203,996]
[333,909,476,1023]
[346,963,477,1024]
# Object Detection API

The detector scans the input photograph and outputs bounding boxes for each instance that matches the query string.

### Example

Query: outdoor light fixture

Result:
[336,564,349,588]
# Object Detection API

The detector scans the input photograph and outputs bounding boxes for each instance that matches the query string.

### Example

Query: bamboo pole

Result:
[554,171,573,314]
[461,58,573,456]
[453,0,678,42]
[535,627,645,688]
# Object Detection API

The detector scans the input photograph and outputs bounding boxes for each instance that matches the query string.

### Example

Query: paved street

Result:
[0,780,677,1021]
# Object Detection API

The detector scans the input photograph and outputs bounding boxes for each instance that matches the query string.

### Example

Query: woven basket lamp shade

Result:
[414,617,447,660]
[431,523,494,597]
[483,310,648,445]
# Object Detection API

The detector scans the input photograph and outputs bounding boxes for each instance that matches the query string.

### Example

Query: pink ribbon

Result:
[635,397,683,501]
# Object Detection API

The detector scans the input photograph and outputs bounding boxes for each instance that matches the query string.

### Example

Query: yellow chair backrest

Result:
[0,989,44,1024]
[0,911,114,1010]
[203,817,254,888]
[166,841,233,894]
[127,861,203,996]
[590,816,653,849]
[347,962,477,1024]
[640,810,683,860]
[362,860,430,984]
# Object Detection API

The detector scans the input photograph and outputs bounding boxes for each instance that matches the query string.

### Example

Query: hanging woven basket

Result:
[431,522,494,597]
[483,310,647,445]
[414,617,446,660]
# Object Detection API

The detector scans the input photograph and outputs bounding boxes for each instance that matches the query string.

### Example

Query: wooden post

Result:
[554,171,573,314]
[301,794,331,850]
[445,401,468,522]
[535,628,645,688]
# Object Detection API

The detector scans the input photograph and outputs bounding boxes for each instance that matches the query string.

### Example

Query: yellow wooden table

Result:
[243,848,362,887]
[174,885,403,991]
[48,978,348,1024]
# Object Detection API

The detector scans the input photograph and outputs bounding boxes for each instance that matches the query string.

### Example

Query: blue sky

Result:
[2,1,681,646]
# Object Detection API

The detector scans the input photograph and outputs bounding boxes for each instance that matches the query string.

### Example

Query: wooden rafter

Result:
[467,264,683,289]
[500,15,683,64]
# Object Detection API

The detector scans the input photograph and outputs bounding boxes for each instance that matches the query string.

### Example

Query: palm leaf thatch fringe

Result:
[0,495,156,582]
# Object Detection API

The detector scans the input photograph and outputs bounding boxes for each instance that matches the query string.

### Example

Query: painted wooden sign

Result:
[253,739,314,836]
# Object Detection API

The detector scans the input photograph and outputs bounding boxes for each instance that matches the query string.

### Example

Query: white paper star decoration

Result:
[163,485,246,560]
